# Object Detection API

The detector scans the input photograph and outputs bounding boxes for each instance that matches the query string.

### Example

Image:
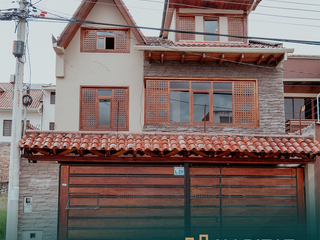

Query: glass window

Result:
[204,20,218,41]
[192,82,211,89]
[170,82,189,89]
[105,38,115,49]
[294,99,305,119]
[284,98,293,120]
[212,82,232,90]
[193,93,209,121]
[50,92,55,104]
[99,99,111,126]
[170,91,189,123]
[98,90,112,97]
[97,31,114,36]
[213,92,233,123]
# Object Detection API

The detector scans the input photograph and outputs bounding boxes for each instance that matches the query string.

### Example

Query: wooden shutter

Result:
[112,89,128,130]
[228,18,244,42]
[179,17,195,41]
[81,88,97,129]
[146,80,169,124]
[233,81,256,125]
[83,30,96,51]
[3,120,12,136]
[115,31,128,50]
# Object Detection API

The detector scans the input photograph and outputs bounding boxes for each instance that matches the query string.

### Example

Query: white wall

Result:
[42,88,56,130]
[0,109,41,142]
[55,0,144,132]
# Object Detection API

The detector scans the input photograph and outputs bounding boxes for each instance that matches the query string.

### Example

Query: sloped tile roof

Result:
[0,82,43,109]
[20,131,320,161]
[143,37,284,49]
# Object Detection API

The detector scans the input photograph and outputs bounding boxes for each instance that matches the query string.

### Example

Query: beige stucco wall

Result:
[55,0,144,132]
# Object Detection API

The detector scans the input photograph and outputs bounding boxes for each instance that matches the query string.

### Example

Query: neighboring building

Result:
[17,1,319,240]
[0,83,55,194]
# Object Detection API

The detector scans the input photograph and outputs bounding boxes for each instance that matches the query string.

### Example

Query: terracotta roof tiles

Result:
[20,131,320,161]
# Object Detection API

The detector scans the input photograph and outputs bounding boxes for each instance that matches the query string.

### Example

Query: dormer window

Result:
[81,28,130,53]
[204,19,218,41]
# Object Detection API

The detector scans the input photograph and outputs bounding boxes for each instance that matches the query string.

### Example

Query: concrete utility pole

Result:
[6,0,27,239]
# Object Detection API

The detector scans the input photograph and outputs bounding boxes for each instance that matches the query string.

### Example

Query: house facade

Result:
[17,0,320,240]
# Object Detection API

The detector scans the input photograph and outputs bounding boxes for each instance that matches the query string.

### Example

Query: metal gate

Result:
[59,165,305,240]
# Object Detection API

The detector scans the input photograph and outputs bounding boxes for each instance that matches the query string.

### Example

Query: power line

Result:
[30,15,320,46]
[265,0,320,7]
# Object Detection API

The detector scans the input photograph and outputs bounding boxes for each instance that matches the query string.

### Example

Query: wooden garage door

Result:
[190,167,305,239]
[59,165,185,240]
[59,165,305,240]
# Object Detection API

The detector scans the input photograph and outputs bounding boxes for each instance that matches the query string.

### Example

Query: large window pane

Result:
[170,91,189,123]
[213,92,233,123]
[98,38,105,49]
[314,99,318,120]
[98,90,112,96]
[99,99,111,126]
[212,82,232,90]
[97,31,114,36]
[193,93,209,121]
[305,99,313,119]
[294,99,305,119]
[284,98,293,120]
[204,20,218,41]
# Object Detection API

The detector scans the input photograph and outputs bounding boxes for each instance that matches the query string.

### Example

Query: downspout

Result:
[159,0,169,37]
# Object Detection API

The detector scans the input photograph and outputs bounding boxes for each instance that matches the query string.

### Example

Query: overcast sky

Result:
[0,0,319,85]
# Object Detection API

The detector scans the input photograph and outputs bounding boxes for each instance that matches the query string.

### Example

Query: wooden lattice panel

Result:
[115,31,128,51]
[83,30,96,51]
[228,18,244,42]
[233,82,255,125]
[146,81,169,124]
[82,88,97,128]
[179,17,195,41]
[112,89,128,129]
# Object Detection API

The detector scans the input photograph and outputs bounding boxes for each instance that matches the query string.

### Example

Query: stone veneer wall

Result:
[18,159,60,240]
[143,61,285,135]
[0,142,10,194]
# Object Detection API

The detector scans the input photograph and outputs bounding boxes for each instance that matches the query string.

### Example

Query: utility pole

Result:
[6,0,27,239]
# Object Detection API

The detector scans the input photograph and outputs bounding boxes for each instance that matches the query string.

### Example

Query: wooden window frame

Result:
[176,14,196,41]
[203,18,219,42]
[228,17,245,42]
[144,78,259,127]
[80,86,129,131]
[284,97,316,120]
[3,120,12,136]
[81,27,130,53]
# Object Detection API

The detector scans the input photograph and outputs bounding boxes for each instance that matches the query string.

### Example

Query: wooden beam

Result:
[164,149,180,157]
[266,54,274,65]
[148,52,152,64]
[219,53,225,65]
[238,54,244,65]
[21,155,314,164]
[58,149,76,156]
[142,150,158,157]
[216,150,231,158]
[256,54,264,65]
[161,53,164,64]
[33,148,50,156]
[112,150,128,157]
[181,53,185,64]
[89,150,105,157]
[200,53,205,64]
[243,151,259,158]
[191,150,209,157]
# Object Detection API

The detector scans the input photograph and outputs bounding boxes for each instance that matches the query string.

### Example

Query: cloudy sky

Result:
[0,0,319,85]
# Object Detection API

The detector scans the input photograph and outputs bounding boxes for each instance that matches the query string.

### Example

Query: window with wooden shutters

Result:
[80,87,129,131]
[3,120,12,136]
[228,18,244,42]
[81,28,130,53]
[145,79,257,126]
[178,17,195,41]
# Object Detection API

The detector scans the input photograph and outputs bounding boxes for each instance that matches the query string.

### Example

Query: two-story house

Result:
[17,0,320,240]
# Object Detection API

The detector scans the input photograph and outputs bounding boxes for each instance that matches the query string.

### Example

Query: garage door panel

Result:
[69,208,185,218]
[191,218,221,227]
[68,218,185,228]
[221,178,296,186]
[222,187,296,196]
[69,176,184,185]
[222,198,297,206]
[190,168,220,175]
[221,168,296,176]
[70,197,185,207]
[222,217,298,227]
[222,207,297,216]
[69,187,184,196]
[68,229,185,240]
[190,177,219,186]
[191,187,220,196]
[70,166,174,175]
[191,207,220,216]
[191,197,220,206]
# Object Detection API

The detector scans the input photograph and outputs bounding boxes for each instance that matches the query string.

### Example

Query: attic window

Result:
[81,28,130,52]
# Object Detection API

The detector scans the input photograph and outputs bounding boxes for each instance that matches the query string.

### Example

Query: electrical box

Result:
[23,197,32,213]
[22,231,43,240]
[13,40,24,57]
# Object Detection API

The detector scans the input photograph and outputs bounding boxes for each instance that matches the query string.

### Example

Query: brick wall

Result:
[144,61,285,135]
[18,159,60,240]
[0,143,10,194]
